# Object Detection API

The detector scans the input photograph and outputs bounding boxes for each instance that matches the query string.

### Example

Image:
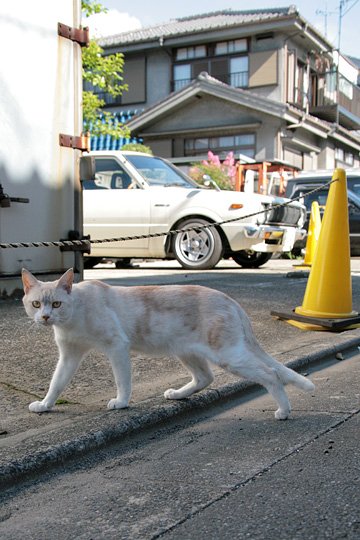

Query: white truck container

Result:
[0,0,86,295]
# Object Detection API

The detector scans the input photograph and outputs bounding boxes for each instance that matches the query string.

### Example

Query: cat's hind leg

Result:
[164,352,214,400]
[225,352,291,420]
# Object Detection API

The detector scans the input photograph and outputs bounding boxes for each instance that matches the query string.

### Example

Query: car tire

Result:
[83,257,103,269]
[232,250,272,268]
[172,218,223,270]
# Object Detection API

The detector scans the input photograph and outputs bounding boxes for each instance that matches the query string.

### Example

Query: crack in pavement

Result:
[150,408,360,540]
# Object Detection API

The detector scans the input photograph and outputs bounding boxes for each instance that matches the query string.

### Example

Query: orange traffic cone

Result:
[271,168,360,330]
[294,201,322,268]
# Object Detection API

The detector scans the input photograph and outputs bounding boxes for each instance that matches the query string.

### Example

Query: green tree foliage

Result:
[82,1,130,139]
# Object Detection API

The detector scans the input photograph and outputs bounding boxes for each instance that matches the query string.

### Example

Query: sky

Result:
[84,0,360,59]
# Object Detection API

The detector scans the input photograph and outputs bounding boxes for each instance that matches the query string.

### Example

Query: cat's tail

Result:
[258,349,315,392]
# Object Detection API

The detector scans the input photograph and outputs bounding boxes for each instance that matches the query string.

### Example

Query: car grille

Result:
[263,204,302,226]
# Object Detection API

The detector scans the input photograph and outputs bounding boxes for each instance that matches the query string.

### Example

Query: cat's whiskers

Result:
[25,319,48,335]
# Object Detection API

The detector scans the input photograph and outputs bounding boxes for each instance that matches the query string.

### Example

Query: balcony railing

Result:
[172,71,249,92]
[309,70,360,127]
[92,91,123,106]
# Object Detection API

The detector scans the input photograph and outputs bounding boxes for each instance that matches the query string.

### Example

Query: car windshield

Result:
[288,176,360,199]
[347,178,360,197]
[293,186,360,213]
[294,189,329,211]
[124,154,197,188]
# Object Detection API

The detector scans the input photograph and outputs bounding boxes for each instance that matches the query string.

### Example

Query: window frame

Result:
[172,39,249,90]
[184,133,256,158]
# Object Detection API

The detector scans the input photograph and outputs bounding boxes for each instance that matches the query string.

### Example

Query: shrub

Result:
[121,143,153,154]
[189,151,236,190]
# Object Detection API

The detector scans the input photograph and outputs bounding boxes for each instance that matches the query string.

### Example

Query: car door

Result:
[83,157,151,257]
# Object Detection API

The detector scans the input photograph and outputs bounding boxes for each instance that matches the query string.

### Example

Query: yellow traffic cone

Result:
[271,168,360,330]
[294,201,322,268]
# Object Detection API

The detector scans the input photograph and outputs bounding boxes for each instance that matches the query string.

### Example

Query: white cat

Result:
[22,268,314,420]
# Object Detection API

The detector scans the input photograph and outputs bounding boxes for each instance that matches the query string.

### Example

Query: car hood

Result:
[148,185,292,205]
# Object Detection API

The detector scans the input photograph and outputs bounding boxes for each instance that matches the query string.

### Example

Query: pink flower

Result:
[207,151,220,166]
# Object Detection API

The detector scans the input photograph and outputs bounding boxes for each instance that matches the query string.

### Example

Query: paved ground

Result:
[0,349,359,539]
[1,258,360,488]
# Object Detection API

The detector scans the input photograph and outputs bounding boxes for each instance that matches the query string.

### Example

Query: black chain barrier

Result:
[0,179,336,250]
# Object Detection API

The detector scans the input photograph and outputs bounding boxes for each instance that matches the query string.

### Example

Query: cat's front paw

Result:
[29,400,52,413]
[275,407,291,420]
[107,398,129,410]
[164,388,180,400]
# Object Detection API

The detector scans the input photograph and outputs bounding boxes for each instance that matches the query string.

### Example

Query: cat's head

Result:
[22,268,74,326]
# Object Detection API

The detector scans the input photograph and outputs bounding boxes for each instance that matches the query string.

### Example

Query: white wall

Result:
[0,0,82,288]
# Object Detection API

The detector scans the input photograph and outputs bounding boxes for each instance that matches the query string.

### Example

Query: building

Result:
[93,6,360,171]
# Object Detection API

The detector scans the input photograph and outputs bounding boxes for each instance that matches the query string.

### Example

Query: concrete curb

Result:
[1,335,360,489]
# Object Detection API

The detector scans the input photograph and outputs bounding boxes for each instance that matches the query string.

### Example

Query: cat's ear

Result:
[57,268,74,294]
[22,268,39,294]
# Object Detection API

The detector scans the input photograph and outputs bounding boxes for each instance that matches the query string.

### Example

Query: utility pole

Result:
[316,3,336,38]
[338,0,344,51]
[337,0,359,51]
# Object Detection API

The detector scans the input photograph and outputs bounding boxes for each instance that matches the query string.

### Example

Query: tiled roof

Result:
[99,6,299,47]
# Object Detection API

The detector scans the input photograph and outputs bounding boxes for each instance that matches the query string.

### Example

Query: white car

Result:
[82,151,306,270]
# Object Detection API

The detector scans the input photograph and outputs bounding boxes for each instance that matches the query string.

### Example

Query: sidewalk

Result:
[1,258,360,487]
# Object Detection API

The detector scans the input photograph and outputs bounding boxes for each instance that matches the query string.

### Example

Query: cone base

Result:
[285,319,360,332]
[295,305,358,319]
[292,263,311,269]
[271,310,360,332]
[285,319,331,331]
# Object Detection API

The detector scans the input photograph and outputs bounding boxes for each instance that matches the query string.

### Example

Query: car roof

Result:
[287,168,360,181]
[88,150,155,158]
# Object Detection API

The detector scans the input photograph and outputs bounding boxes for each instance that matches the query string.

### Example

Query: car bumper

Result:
[224,223,306,253]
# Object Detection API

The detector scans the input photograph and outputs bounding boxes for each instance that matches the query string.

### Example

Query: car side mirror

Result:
[80,155,96,181]
[348,202,360,215]
[202,174,221,191]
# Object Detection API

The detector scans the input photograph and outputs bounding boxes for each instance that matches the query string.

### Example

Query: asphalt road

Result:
[1,258,359,540]
[1,351,359,540]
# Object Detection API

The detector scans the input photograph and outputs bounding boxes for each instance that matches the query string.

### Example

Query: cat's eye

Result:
[32,301,41,308]
[52,301,62,308]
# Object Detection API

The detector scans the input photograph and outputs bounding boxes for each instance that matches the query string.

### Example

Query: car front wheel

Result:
[172,218,223,270]
[83,257,103,269]
[232,250,272,268]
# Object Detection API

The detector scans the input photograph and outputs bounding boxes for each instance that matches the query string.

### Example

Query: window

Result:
[125,154,196,187]
[230,57,249,87]
[335,148,344,162]
[185,133,256,157]
[295,189,329,212]
[176,46,206,60]
[173,64,191,90]
[283,147,303,169]
[347,178,360,196]
[345,152,354,166]
[215,39,247,55]
[82,158,134,190]
[173,39,249,90]
[335,148,355,166]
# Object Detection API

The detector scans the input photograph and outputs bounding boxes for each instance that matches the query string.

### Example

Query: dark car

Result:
[285,169,360,256]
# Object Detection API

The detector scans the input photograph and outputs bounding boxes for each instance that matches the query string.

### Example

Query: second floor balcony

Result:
[309,70,360,130]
